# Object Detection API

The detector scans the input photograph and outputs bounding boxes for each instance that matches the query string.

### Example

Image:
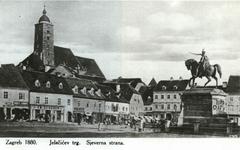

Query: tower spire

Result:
[43,4,47,15]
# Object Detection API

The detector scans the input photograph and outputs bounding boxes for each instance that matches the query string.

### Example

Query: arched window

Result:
[46,81,51,88]
[35,80,41,87]
[59,82,63,89]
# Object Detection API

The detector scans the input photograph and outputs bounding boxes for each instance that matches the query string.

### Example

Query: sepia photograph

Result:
[0,0,240,140]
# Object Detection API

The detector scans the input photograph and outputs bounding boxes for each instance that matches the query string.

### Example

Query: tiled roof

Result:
[65,77,104,100]
[96,84,129,103]
[183,88,227,96]
[21,70,72,95]
[154,79,189,91]
[18,46,106,81]
[226,75,240,94]
[75,56,105,78]
[54,46,79,68]
[19,53,45,71]
[119,83,140,102]
[148,78,157,87]
[114,78,143,88]
[140,86,154,105]
[0,64,28,89]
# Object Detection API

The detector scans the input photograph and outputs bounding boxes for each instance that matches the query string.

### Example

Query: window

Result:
[59,83,63,89]
[36,97,40,104]
[161,95,164,99]
[74,86,78,94]
[161,105,164,109]
[67,99,71,106]
[86,103,89,107]
[46,81,51,88]
[3,92,8,99]
[45,97,48,104]
[126,107,128,111]
[94,102,96,108]
[19,93,25,100]
[167,104,171,110]
[230,97,234,101]
[47,30,50,34]
[122,107,125,111]
[145,107,148,111]
[116,104,119,111]
[78,101,80,107]
[150,107,152,111]
[58,98,61,105]
[155,105,158,109]
[174,104,177,111]
[47,36,50,40]
[174,95,177,99]
[155,95,158,99]
[167,95,170,99]
[35,80,41,87]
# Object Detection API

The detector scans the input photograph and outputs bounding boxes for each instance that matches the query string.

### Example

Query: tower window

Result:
[47,37,50,40]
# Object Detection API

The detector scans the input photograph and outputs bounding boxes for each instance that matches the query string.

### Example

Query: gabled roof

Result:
[19,53,45,71]
[0,64,28,89]
[54,46,79,68]
[21,70,72,95]
[140,86,154,105]
[119,83,140,102]
[226,75,240,94]
[96,84,129,103]
[65,77,104,100]
[18,46,106,81]
[154,79,189,92]
[75,56,105,78]
[148,78,157,87]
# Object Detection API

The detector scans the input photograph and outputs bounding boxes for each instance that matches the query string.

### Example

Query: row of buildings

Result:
[1,7,240,127]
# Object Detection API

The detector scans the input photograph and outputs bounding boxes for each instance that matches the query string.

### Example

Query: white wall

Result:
[129,93,144,116]
[30,92,73,122]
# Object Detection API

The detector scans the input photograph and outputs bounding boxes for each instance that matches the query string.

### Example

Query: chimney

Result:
[222,82,227,88]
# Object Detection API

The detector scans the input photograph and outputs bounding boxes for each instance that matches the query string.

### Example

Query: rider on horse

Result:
[191,49,210,78]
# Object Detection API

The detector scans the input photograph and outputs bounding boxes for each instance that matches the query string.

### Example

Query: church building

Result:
[19,7,106,82]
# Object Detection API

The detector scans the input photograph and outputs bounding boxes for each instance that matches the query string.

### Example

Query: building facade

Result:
[0,64,29,121]
[65,78,105,124]
[21,71,73,123]
[153,79,189,125]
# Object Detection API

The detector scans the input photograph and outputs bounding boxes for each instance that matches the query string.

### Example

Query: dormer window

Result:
[35,80,41,87]
[173,85,178,90]
[95,89,102,97]
[46,81,51,88]
[162,85,166,90]
[89,88,94,96]
[73,85,78,94]
[81,87,87,95]
[59,82,63,89]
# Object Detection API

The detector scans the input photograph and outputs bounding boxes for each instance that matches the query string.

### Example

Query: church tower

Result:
[34,6,54,68]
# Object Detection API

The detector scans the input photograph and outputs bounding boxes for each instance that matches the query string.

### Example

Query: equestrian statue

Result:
[185,49,222,87]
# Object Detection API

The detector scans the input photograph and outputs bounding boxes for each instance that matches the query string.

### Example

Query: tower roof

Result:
[39,6,50,23]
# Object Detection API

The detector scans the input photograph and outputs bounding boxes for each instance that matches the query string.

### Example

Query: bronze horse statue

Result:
[185,59,222,87]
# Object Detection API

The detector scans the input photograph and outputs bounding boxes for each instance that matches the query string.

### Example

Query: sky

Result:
[0,0,240,85]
